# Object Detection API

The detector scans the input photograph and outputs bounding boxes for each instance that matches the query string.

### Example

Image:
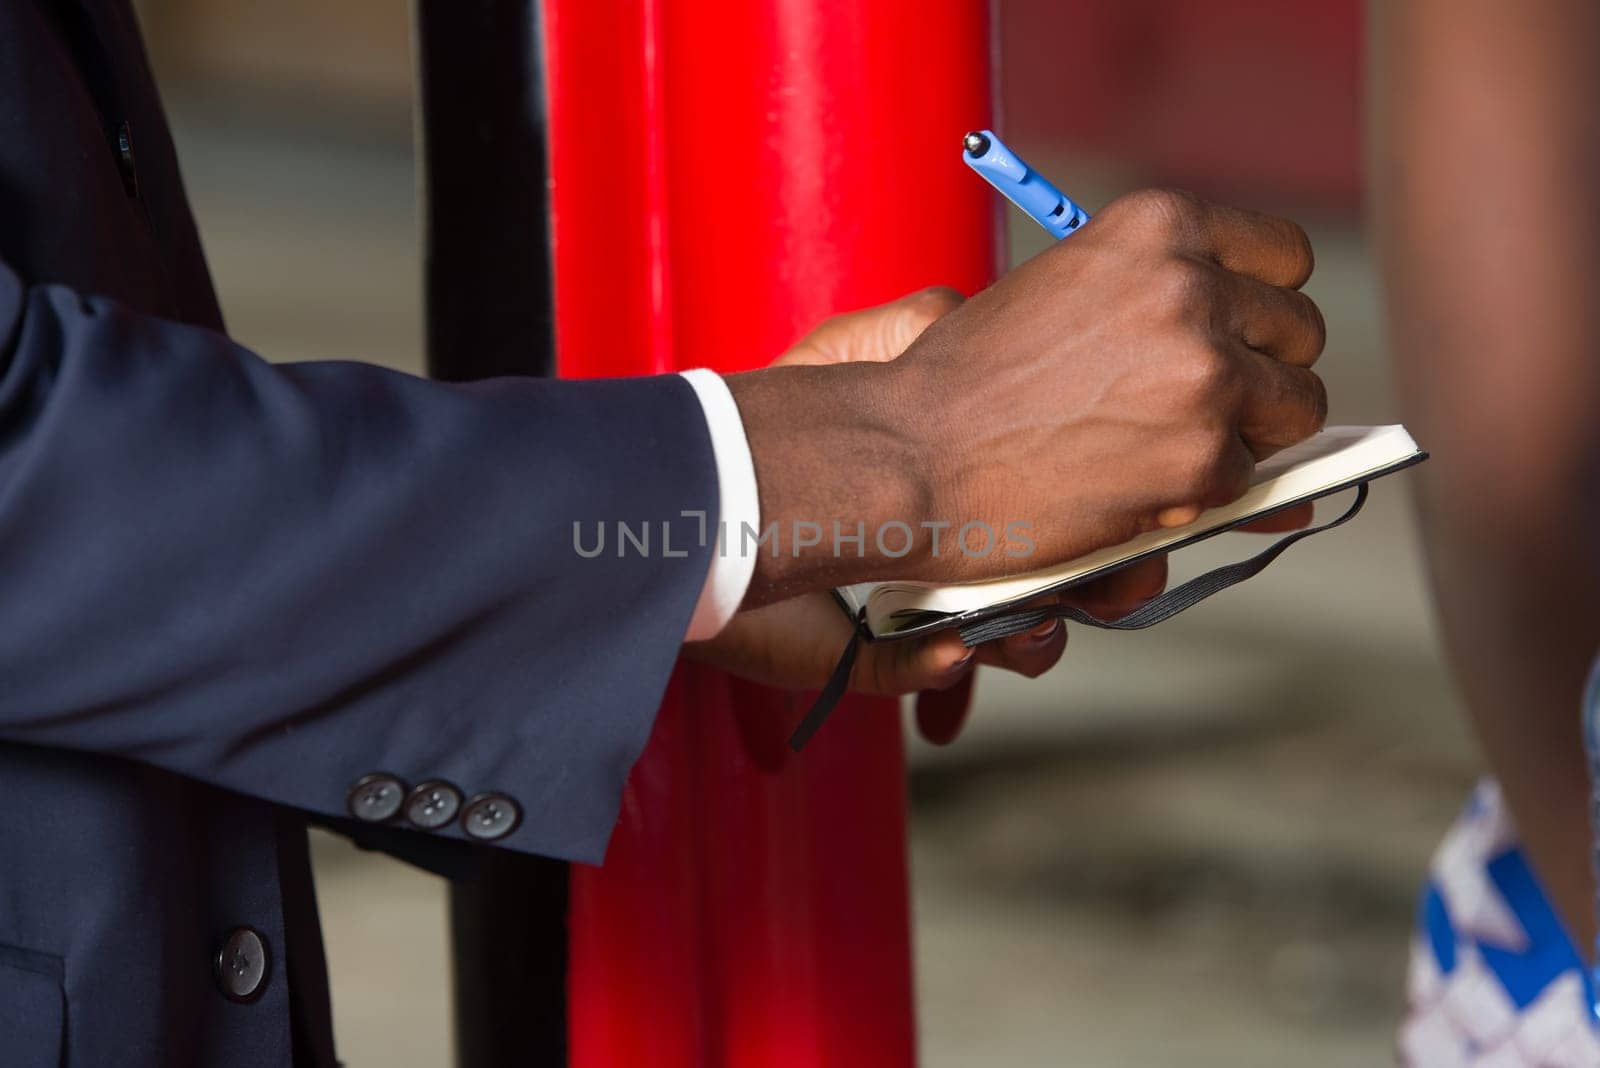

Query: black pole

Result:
[414,2,567,1064]
[418,0,556,383]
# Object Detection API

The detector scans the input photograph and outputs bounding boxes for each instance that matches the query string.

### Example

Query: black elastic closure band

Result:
[788,483,1369,751]
[956,482,1368,644]
[787,609,867,751]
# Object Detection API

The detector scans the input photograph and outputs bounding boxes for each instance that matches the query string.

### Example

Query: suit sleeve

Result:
[0,259,718,864]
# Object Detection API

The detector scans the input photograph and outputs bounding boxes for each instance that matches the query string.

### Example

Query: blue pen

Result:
[962,130,1090,239]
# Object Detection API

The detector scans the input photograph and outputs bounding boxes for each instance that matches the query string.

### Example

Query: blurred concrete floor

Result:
[169,102,1480,1066]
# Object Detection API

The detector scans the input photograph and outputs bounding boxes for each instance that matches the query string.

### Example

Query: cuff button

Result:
[214,926,270,1004]
[404,780,463,830]
[347,772,407,823]
[460,792,522,841]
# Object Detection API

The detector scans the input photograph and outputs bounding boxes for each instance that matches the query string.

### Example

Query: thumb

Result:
[774,286,965,367]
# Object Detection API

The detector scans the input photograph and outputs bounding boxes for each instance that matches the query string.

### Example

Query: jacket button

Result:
[404,780,463,830]
[214,926,270,1003]
[347,773,406,823]
[460,792,522,841]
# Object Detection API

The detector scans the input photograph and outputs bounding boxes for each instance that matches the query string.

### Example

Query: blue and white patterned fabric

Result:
[1401,781,1600,1066]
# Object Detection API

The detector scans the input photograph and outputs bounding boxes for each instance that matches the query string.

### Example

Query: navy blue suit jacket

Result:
[0,3,716,1064]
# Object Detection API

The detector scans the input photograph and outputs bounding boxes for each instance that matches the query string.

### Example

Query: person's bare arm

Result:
[1370,0,1600,949]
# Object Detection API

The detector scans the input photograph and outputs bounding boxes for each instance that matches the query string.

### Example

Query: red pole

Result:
[543,3,995,1065]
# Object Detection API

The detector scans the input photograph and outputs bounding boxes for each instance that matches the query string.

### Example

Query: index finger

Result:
[1195,202,1315,290]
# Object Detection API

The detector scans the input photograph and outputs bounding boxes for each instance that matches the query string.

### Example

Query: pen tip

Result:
[963,131,990,157]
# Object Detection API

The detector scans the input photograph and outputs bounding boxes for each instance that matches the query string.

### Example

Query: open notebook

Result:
[835,425,1426,641]
[788,424,1427,750]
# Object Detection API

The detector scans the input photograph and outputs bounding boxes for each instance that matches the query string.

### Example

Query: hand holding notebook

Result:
[764,135,1429,748]
[726,188,1333,605]
[840,424,1424,641]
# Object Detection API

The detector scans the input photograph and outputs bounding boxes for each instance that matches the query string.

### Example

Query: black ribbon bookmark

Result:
[788,483,1369,751]
[785,609,870,751]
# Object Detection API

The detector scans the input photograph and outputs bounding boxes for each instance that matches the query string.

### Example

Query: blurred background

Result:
[130,0,1475,1064]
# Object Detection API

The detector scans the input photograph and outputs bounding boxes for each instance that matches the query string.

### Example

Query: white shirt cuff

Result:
[679,369,760,640]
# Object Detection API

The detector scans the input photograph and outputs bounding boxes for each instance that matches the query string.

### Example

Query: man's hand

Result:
[690,287,1071,698]
[728,189,1328,602]
[685,556,1167,700]
[690,288,1166,709]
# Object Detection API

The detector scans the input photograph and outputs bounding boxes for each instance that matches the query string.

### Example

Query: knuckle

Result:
[1268,290,1327,365]
[1196,430,1236,478]
[1176,342,1235,399]
[1143,187,1205,225]
[911,285,965,318]
[1278,282,1320,319]
[1110,187,1204,237]
[1152,257,1216,317]
[1196,437,1249,504]
[1175,431,1233,500]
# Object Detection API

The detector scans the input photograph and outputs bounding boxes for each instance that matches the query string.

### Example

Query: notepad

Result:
[836,425,1425,641]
